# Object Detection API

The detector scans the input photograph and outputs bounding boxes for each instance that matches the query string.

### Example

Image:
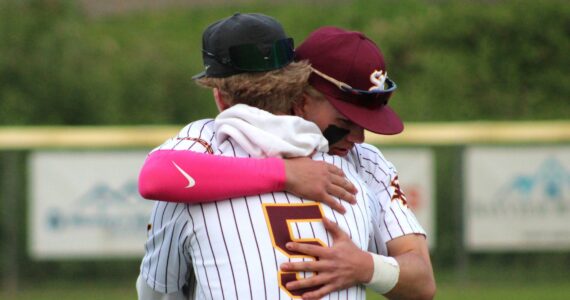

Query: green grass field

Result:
[3,274,570,300]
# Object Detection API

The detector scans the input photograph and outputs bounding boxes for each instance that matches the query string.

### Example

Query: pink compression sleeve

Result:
[138,150,286,203]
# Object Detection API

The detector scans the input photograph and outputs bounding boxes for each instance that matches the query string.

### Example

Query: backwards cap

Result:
[193,13,294,79]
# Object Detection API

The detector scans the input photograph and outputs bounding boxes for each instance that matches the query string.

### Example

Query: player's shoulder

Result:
[154,118,216,152]
[347,143,398,187]
[175,118,216,139]
[311,151,355,168]
[353,143,383,158]
[353,143,396,172]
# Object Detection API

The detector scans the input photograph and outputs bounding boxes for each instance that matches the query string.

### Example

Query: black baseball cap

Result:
[192,13,295,79]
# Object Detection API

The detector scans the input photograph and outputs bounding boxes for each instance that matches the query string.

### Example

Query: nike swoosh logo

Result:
[172,161,196,188]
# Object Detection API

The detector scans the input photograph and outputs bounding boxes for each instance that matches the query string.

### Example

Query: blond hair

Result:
[303,84,328,102]
[196,61,311,114]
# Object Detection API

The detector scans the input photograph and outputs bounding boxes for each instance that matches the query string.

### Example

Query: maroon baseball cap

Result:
[295,26,403,135]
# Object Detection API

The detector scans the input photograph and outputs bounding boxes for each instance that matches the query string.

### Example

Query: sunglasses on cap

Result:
[202,38,295,72]
[311,67,397,97]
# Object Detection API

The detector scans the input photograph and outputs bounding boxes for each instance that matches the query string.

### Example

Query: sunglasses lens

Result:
[341,78,396,106]
[342,78,397,95]
[228,38,294,71]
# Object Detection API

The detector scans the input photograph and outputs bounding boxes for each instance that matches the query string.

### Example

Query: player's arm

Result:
[279,218,375,299]
[374,180,434,299]
[280,145,435,299]
[138,201,194,298]
[381,234,435,300]
[138,149,357,213]
[365,156,435,299]
[279,220,435,300]
[136,274,187,300]
[139,149,284,202]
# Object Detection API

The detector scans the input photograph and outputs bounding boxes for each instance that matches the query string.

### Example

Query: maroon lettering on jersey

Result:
[262,203,326,297]
[390,175,409,207]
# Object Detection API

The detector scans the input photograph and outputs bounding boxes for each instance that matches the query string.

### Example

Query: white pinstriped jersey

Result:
[140,118,425,299]
[345,143,426,256]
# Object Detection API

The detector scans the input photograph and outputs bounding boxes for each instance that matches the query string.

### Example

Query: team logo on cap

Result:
[369,70,388,92]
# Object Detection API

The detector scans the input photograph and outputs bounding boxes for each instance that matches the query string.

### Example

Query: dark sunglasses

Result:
[312,67,397,96]
[203,38,295,72]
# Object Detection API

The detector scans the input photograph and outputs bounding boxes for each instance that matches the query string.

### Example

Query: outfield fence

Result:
[2,121,570,294]
[1,121,570,149]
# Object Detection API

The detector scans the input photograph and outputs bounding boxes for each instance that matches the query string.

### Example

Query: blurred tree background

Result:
[1,0,569,298]
[1,0,568,126]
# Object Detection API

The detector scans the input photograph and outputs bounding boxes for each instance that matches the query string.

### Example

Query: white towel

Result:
[215,104,328,158]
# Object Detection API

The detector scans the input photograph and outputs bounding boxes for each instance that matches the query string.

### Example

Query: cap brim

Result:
[191,70,207,80]
[326,96,404,135]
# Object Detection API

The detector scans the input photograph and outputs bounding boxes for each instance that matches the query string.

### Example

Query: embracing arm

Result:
[138,150,285,202]
[382,234,436,300]
[268,144,436,299]
[136,274,187,300]
[279,220,435,300]
[138,150,357,213]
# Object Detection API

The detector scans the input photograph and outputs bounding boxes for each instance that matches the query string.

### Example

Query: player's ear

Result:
[213,88,230,112]
[292,92,309,118]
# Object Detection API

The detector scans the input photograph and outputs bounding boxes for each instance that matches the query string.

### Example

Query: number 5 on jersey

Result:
[262,203,327,298]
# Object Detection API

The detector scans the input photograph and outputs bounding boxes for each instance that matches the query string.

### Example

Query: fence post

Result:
[2,151,20,298]
[455,146,469,282]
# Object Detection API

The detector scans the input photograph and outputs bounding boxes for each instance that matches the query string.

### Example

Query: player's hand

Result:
[283,157,357,214]
[279,218,374,300]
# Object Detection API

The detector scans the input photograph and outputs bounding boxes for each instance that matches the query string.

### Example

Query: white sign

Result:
[28,148,436,258]
[465,146,570,251]
[382,148,436,248]
[29,151,154,259]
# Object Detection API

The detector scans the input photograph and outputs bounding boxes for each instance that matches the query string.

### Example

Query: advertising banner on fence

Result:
[29,151,153,259]
[382,148,435,248]
[465,146,570,251]
[29,148,436,258]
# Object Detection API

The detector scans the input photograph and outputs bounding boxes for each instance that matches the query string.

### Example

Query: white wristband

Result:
[365,253,400,294]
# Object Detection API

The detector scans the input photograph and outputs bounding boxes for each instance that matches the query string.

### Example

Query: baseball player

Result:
[139,26,435,299]
[137,14,387,300]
